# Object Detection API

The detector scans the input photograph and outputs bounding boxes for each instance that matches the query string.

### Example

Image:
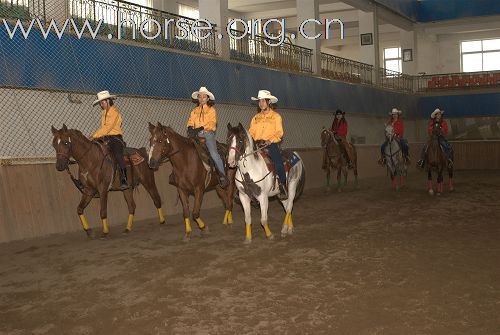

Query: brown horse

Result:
[425,126,454,195]
[321,128,358,192]
[147,122,236,240]
[51,124,165,238]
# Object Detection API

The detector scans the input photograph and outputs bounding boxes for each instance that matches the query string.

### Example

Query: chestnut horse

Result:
[425,126,454,195]
[321,128,358,192]
[147,122,236,240]
[51,125,165,238]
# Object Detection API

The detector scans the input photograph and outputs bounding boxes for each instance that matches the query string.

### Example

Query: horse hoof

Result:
[159,221,166,225]
[100,233,109,240]
[244,238,252,244]
[287,227,294,235]
[428,189,434,196]
[85,229,95,239]
[123,229,131,235]
[267,234,275,241]
[437,192,441,196]
[325,187,331,193]
[449,187,455,192]
[337,188,342,193]
[183,234,191,242]
[201,226,210,235]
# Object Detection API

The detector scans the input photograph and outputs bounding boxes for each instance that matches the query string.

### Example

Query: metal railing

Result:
[414,70,500,92]
[229,29,312,73]
[0,0,44,21]
[321,53,374,85]
[68,0,217,55]
[378,67,414,92]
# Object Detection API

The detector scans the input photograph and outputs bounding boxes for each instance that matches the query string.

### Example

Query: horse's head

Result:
[385,124,395,141]
[148,121,172,170]
[227,122,247,168]
[51,124,72,171]
[321,127,334,147]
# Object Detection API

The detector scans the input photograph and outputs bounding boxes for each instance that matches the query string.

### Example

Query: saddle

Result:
[93,139,144,167]
[257,144,301,175]
[190,136,228,173]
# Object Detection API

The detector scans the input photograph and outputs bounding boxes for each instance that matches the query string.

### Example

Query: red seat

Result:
[471,74,481,86]
[460,75,471,87]
[427,80,436,88]
[450,75,460,87]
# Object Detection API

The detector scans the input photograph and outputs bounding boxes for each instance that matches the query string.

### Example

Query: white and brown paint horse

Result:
[227,123,305,243]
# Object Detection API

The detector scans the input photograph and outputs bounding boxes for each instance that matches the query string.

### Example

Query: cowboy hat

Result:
[251,90,278,104]
[192,86,215,101]
[93,90,117,106]
[389,108,402,115]
[335,109,345,115]
[431,108,444,118]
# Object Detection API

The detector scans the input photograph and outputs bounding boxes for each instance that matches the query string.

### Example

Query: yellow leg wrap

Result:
[157,208,165,224]
[227,211,233,224]
[196,218,205,229]
[185,218,192,234]
[246,223,252,240]
[263,223,272,238]
[79,214,90,230]
[126,214,134,231]
[102,219,109,234]
[287,213,294,228]
[222,210,229,225]
[283,213,289,227]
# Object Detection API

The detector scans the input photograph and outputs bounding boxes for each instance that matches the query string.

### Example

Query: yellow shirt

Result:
[249,109,283,143]
[92,106,124,138]
[187,105,217,132]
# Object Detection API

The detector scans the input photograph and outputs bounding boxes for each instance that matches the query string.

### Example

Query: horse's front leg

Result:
[77,193,94,239]
[258,195,273,240]
[325,164,331,191]
[336,164,343,192]
[448,167,454,191]
[192,187,208,234]
[99,189,110,239]
[239,191,253,244]
[177,188,192,241]
[437,169,444,195]
[427,169,434,195]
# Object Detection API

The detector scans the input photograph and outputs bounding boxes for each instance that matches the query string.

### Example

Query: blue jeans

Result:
[200,131,226,176]
[267,143,286,185]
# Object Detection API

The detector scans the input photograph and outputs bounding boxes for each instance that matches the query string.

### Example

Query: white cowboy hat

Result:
[431,108,444,118]
[389,108,402,115]
[192,86,215,101]
[251,90,278,104]
[92,90,117,106]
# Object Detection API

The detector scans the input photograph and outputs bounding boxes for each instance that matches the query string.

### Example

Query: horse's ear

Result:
[322,126,325,130]
[238,122,244,130]
[227,122,232,131]
[148,122,155,134]
[51,125,58,135]
[157,121,162,128]
[62,124,68,131]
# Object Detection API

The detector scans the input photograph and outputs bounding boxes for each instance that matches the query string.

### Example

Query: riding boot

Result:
[378,156,386,165]
[119,167,129,190]
[278,183,288,201]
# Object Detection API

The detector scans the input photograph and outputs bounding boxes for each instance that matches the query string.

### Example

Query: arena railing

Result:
[229,29,313,73]
[321,53,374,85]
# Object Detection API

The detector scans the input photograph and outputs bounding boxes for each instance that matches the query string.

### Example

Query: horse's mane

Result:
[163,126,193,145]
[68,128,91,143]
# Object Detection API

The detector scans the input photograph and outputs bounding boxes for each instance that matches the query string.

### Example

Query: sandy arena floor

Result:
[1,170,499,334]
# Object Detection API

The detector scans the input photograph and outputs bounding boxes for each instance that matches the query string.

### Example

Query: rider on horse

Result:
[331,109,354,169]
[91,90,128,190]
[249,89,288,200]
[187,86,229,188]
[379,108,410,165]
[417,108,454,169]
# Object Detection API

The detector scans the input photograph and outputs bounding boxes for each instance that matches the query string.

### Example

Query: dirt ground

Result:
[1,170,499,335]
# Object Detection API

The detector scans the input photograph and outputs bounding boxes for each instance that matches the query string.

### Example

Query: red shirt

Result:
[387,119,404,138]
[427,119,448,136]
[331,119,348,138]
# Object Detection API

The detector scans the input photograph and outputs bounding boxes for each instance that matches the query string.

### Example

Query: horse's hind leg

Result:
[448,168,454,191]
[437,170,444,195]
[122,189,136,233]
[177,189,192,241]
[192,188,209,234]
[138,165,165,224]
[77,193,94,239]
[336,167,342,192]
[216,185,233,226]
[281,180,298,238]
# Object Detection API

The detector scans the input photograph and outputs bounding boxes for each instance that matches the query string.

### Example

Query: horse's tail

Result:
[294,154,306,201]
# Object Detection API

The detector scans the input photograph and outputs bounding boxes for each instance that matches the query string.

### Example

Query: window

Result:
[383,47,402,73]
[178,3,199,19]
[461,38,500,72]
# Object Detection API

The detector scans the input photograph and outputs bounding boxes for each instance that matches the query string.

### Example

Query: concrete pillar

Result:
[358,8,380,84]
[401,30,416,75]
[296,0,321,75]
[199,0,230,60]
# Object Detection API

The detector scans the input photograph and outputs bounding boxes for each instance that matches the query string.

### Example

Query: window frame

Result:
[460,38,500,72]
